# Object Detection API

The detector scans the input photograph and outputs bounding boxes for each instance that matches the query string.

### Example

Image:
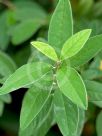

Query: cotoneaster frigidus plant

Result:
[0,0,102,136]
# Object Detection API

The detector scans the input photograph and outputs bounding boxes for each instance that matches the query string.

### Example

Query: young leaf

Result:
[31,41,58,61]
[19,95,53,136]
[48,0,73,54]
[0,62,52,95]
[54,90,79,136]
[70,34,102,67]
[56,66,88,109]
[96,111,102,136]
[61,29,91,60]
[20,84,52,130]
[85,80,102,108]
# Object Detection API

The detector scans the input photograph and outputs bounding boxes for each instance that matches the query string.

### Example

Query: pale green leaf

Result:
[19,95,53,136]
[20,83,52,130]
[54,90,79,136]
[70,34,102,67]
[61,29,91,60]
[85,80,102,108]
[56,66,88,109]
[0,62,52,95]
[48,0,73,54]
[31,41,58,61]
[96,111,102,136]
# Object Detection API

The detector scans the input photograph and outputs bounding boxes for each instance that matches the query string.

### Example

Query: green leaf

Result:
[20,83,52,130]
[0,94,12,104]
[0,62,52,95]
[96,111,102,136]
[0,101,4,117]
[0,12,9,50]
[82,69,102,80]
[54,90,79,136]
[48,0,73,54]
[31,41,58,61]
[77,109,85,136]
[10,20,42,45]
[56,66,88,109]
[61,29,91,60]
[85,80,102,108]
[19,95,53,136]
[0,51,17,80]
[70,34,102,67]
[13,1,46,21]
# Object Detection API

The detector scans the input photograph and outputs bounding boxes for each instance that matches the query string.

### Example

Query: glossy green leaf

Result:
[20,84,52,130]
[70,34,102,67]
[54,90,79,136]
[10,20,42,45]
[61,29,91,60]
[19,95,53,136]
[48,0,73,54]
[0,51,17,80]
[0,62,52,95]
[96,111,102,136]
[31,41,58,61]
[56,66,88,109]
[85,80,102,107]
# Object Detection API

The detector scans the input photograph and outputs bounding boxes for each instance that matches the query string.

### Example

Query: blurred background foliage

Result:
[0,0,102,136]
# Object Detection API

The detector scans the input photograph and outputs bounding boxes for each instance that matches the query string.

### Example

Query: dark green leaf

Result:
[85,80,102,107]
[96,111,102,136]
[10,20,42,45]
[0,51,17,80]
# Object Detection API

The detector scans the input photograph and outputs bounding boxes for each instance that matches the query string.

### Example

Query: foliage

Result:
[0,0,102,136]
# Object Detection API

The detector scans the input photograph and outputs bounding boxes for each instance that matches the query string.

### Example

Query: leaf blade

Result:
[20,84,52,130]
[19,95,53,136]
[96,111,102,136]
[48,0,73,54]
[0,62,52,95]
[31,41,58,61]
[61,29,91,60]
[85,80,102,108]
[54,90,79,136]
[56,66,88,109]
[70,34,102,67]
